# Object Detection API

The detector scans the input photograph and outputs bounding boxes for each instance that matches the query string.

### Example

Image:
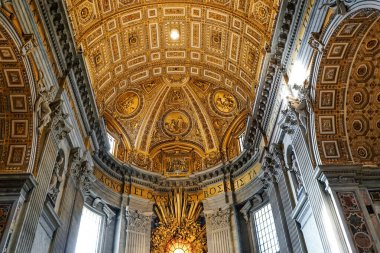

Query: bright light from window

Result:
[170,28,180,41]
[107,133,116,154]
[239,132,245,152]
[75,206,103,253]
[254,204,280,253]
[167,240,190,253]
[289,60,307,87]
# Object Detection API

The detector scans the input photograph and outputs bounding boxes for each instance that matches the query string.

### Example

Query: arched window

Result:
[107,132,116,155]
[75,205,104,253]
[238,131,246,152]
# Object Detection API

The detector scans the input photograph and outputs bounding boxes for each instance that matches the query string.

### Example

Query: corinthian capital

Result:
[50,99,72,142]
[69,148,94,194]
[125,210,151,233]
[270,144,286,171]
[205,208,231,230]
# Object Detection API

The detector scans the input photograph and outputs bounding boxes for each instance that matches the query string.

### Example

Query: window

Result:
[238,132,245,152]
[107,132,116,154]
[253,204,280,253]
[75,206,104,253]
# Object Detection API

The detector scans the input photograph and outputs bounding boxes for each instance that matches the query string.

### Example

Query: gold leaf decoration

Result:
[151,189,207,253]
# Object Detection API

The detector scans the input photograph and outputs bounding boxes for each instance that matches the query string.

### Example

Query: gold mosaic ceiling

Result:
[65,0,280,174]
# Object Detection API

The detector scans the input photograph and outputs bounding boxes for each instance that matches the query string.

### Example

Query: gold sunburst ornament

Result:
[151,189,207,253]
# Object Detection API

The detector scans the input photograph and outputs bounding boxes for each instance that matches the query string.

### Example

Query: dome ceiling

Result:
[65,0,280,175]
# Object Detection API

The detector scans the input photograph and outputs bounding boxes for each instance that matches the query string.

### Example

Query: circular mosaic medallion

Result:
[77,3,94,24]
[352,92,363,104]
[212,90,237,115]
[356,64,368,77]
[366,39,378,51]
[115,91,141,118]
[354,232,373,249]
[162,110,191,136]
[352,120,363,131]
[357,146,368,159]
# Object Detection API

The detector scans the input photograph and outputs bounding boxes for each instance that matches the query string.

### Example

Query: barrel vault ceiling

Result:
[65,0,280,175]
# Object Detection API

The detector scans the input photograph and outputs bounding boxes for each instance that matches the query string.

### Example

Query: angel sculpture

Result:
[34,71,57,133]
[308,32,325,53]
[286,96,308,130]
[319,0,348,16]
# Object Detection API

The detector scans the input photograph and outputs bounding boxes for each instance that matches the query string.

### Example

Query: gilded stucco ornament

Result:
[152,190,206,253]
[63,0,281,175]
[212,90,237,115]
[162,110,191,136]
[115,91,142,118]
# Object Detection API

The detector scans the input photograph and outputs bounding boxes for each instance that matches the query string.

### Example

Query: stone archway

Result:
[314,9,380,165]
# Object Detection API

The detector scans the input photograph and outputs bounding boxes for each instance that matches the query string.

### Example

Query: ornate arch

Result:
[0,14,36,173]
[313,8,380,165]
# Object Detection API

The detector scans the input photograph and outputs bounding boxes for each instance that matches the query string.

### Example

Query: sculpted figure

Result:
[308,32,324,52]
[34,71,57,133]
[289,153,303,191]
[48,153,65,202]
[286,97,308,129]
[319,0,348,16]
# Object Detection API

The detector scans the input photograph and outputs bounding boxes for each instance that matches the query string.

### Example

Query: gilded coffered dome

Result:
[65,0,280,175]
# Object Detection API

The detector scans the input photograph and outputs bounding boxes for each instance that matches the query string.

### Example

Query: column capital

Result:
[69,148,95,195]
[50,99,72,143]
[125,209,151,233]
[205,208,231,230]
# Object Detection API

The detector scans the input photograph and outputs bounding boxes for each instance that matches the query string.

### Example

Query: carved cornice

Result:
[37,0,301,188]
[316,165,380,190]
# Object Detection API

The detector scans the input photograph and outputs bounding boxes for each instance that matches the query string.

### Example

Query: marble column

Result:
[319,166,380,253]
[0,174,36,253]
[50,148,94,253]
[205,208,235,253]
[8,100,72,253]
[124,196,153,253]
